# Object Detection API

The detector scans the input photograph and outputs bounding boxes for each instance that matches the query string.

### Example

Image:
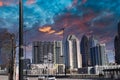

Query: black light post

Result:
[19,0,24,80]
[11,34,14,80]
[8,33,14,80]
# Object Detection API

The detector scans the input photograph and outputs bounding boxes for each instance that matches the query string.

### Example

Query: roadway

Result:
[0,75,92,80]
[0,75,112,80]
[0,75,8,80]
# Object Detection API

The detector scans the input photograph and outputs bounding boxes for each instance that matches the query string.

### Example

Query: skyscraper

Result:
[89,35,98,48]
[80,35,90,67]
[114,21,120,64]
[54,41,63,64]
[32,41,39,64]
[100,44,108,65]
[32,41,63,64]
[32,41,54,64]
[90,44,107,66]
[66,34,82,70]
[88,35,99,66]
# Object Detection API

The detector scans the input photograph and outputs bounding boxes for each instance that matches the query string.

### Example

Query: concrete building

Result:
[32,41,65,74]
[94,65,120,79]
[27,64,65,75]
[114,21,120,64]
[78,65,120,78]
[32,41,64,64]
[66,34,82,70]
[32,41,54,64]
[54,41,63,64]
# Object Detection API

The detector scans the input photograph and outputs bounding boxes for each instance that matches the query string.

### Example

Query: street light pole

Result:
[11,34,14,80]
[19,0,24,80]
[8,34,14,80]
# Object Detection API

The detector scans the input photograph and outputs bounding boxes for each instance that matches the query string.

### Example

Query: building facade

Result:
[114,21,120,64]
[32,41,54,64]
[32,41,63,64]
[54,41,63,64]
[90,44,107,66]
[23,58,31,69]
[80,35,90,67]
[66,34,82,70]
[89,35,98,48]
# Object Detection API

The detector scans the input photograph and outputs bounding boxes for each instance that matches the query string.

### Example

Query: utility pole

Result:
[19,0,24,80]
[9,34,14,80]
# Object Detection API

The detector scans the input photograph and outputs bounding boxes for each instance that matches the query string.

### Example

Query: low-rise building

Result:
[27,63,65,75]
[78,65,120,79]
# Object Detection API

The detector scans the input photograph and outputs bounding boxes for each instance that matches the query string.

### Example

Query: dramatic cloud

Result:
[0,0,120,50]
[39,26,52,33]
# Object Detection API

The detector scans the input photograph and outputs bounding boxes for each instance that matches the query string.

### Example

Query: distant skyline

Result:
[0,0,119,62]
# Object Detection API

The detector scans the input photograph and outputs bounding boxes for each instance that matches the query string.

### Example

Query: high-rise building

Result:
[99,44,108,65]
[54,41,63,64]
[89,35,98,48]
[32,41,63,64]
[114,21,120,64]
[90,44,107,66]
[80,35,90,67]
[32,41,54,64]
[88,35,99,66]
[66,34,82,70]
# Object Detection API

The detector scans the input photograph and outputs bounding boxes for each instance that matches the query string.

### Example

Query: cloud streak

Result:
[0,1,3,6]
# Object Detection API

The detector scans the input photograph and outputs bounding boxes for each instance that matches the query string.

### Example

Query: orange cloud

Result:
[39,26,52,32]
[26,0,35,5]
[48,30,56,34]
[55,30,64,35]
[39,26,56,34]
[0,1,3,6]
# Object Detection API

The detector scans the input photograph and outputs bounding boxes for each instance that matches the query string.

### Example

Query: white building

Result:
[78,65,120,77]
[67,34,82,70]
[28,64,65,75]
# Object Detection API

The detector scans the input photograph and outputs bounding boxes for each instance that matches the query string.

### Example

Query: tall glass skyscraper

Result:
[88,35,98,66]
[90,44,107,66]
[89,35,98,48]
[80,35,90,67]
[114,21,120,64]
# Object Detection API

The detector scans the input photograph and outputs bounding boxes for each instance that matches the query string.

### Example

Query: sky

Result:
[0,0,120,62]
